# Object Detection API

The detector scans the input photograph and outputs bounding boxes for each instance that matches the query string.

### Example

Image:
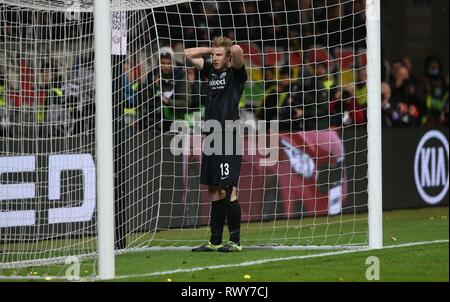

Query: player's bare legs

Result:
[212,186,236,201]
[229,186,238,201]
[208,185,226,200]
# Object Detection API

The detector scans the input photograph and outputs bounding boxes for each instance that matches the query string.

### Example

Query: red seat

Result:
[289,51,302,66]
[334,48,354,70]
[16,60,38,106]
[263,46,285,67]
[239,43,262,66]
[306,48,330,64]
[356,50,367,67]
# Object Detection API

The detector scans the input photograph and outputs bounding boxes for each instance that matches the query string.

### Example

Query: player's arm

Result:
[230,45,244,70]
[184,47,213,71]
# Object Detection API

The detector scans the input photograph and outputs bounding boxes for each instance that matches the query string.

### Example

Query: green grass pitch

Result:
[0,206,448,282]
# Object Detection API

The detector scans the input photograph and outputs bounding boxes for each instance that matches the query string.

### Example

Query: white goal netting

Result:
[0,0,371,277]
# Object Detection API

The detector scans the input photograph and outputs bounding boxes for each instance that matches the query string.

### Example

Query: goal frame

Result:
[365,0,383,251]
[94,0,383,279]
[0,0,382,280]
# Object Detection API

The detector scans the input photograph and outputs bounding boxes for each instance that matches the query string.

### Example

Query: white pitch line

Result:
[0,239,447,281]
[114,239,449,280]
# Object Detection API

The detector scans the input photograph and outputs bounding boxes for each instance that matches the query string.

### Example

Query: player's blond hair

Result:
[212,36,233,57]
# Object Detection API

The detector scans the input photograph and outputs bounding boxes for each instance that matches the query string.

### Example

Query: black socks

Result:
[209,198,227,245]
[226,199,241,245]
[209,188,242,246]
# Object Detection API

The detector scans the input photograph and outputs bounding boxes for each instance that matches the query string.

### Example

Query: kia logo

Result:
[414,130,449,205]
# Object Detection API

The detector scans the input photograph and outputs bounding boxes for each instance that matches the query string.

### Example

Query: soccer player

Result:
[185,37,247,252]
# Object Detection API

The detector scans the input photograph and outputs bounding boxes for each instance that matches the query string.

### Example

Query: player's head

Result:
[381,81,391,101]
[160,47,174,75]
[278,66,291,89]
[424,55,442,77]
[212,36,233,71]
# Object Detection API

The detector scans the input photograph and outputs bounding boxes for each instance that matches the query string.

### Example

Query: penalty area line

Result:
[114,239,449,280]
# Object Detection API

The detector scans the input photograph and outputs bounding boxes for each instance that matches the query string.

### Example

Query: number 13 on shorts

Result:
[220,162,229,177]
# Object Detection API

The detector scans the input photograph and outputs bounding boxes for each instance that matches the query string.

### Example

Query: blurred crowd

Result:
[0,0,448,139]
[380,56,449,128]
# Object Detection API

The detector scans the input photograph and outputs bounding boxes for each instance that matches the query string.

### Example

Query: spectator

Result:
[402,56,426,125]
[390,65,421,127]
[118,58,141,133]
[388,59,405,87]
[256,66,290,125]
[184,64,207,128]
[301,63,333,130]
[316,62,337,92]
[402,57,419,85]
[350,85,366,126]
[390,65,411,126]
[280,84,305,132]
[150,47,191,132]
[329,84,365,127]
[67,52,95,135]
[380,81,402,128]
[420,55,447,127]
[38,60,66,137]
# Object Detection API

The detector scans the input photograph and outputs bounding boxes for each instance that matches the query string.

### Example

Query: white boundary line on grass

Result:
[0,239,447,281]
[114,239,449,280]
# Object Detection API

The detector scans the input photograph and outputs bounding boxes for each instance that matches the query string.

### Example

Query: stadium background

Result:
[0,0,448,283]
[0,0,448,234]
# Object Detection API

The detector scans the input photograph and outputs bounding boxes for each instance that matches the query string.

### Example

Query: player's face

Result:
[160,57,172,75]
[212,47,230,71]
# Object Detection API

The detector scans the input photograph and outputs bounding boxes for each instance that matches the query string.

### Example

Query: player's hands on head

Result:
[230,45,243,55]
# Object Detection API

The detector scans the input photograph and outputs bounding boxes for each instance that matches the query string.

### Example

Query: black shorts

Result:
[200,153,242,186]
[200,131,242,186]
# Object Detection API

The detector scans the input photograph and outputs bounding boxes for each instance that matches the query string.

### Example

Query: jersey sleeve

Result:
[233,64,247,83]
[201,60,213,79]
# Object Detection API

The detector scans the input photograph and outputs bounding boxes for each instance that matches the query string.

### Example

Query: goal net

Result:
[0,0,379,278]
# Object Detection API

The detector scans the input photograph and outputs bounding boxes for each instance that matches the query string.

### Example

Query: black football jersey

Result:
[201,61,247,130]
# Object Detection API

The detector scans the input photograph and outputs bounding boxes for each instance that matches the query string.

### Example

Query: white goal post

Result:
[366,0,382,250]
[0,0,382,280]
